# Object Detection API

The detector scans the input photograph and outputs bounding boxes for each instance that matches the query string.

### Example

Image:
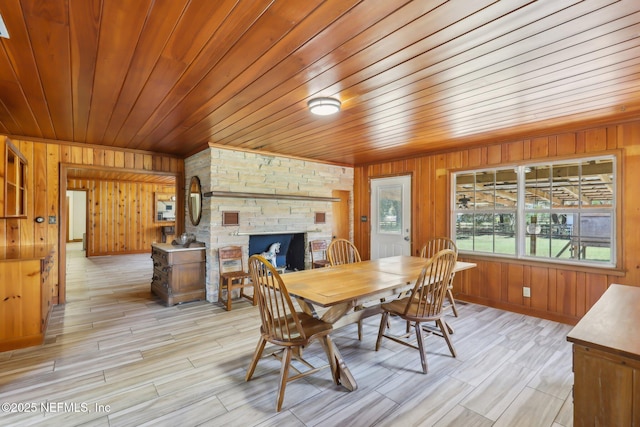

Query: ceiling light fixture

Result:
[308,97,341,116]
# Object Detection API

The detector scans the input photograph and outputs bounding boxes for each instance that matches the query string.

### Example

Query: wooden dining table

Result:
[279,255,476,391]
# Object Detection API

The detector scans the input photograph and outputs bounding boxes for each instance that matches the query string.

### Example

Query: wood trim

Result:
[59,164,68,304]
[204,190,340,202]
[7,134,184,159]
[5,138,28,164]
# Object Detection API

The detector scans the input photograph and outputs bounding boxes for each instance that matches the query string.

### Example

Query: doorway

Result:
[370,175,412,259]
[331,189,350,241]
[58,164,182,304]
[66,190,87,249]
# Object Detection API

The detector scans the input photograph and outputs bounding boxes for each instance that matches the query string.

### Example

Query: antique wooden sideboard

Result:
[150,243,206,306]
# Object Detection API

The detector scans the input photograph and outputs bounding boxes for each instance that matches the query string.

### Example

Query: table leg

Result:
[320,302,354,323]
[301,300,358,391]
[297,299,319,318]
[330,339,357,391]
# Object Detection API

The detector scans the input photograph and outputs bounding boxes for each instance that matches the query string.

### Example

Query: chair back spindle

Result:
[327,238,361,266]
[420,237,457,258]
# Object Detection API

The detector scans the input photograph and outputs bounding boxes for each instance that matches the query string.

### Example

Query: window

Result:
[377,184,402,234]
[452,155,616,267]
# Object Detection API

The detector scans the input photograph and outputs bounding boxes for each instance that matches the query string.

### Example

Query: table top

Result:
[281,255,476,307]
[567,284,640,361]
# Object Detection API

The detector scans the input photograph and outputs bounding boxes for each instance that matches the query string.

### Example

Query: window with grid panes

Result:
[452,155,615,267]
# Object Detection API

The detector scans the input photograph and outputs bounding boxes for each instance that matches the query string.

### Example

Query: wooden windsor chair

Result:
[375,249,458,374]
[420,237,459,317]
[245,255,337,411]
[326,238,367,340]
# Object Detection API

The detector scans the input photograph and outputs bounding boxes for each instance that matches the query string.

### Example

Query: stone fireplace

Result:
[184,146,354,303]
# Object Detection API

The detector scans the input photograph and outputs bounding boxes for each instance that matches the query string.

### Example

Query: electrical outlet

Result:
[523,286,531,298]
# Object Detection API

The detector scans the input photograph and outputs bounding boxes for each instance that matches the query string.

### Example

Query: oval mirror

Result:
[188,176,202,226]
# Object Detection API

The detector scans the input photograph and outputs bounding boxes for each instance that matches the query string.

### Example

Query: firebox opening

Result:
[248,233,305,271]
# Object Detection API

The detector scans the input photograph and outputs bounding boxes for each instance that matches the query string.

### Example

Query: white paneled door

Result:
[370,175,412,259]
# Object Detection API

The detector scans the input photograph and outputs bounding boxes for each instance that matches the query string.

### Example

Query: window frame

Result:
[451,154,617,268]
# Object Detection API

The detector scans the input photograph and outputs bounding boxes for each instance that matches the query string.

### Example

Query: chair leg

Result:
[446,321,455,335]
[414,321,428,374]
[245,337,267,381]
[375,312,390,351]
[437,319,457,358]
[357,320,363,341]
[226,280,233,311]
[447,287,458,317]
[276,347,293,412]
[218,278,225,310]
[240,279,256,306]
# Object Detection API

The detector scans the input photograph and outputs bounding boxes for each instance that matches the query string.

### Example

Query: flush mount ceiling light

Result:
[307,97,341,116]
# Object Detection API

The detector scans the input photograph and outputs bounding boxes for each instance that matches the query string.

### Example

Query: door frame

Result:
[58,164,182,304]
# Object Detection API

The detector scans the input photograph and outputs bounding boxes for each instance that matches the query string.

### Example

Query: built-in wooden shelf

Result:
[204,190,339,202]
[3,139,27,218]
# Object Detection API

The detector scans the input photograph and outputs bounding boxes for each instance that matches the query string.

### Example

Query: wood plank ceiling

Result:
[1,0,640,166]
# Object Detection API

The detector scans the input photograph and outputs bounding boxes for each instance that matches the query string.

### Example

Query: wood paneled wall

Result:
[67,180,176,256]
[0,134,183,306]
[354,121,640,325]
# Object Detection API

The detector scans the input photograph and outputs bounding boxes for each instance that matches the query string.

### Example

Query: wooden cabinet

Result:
[2,139,27,218]
[0,246,55,351]
[151,243,205,306]
[567,284,640,426]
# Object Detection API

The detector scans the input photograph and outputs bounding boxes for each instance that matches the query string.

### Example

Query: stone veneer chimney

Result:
[184,146,354,303]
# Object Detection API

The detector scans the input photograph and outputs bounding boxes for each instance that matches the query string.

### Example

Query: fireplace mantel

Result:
[236,230,319,236]
[204,190,339,202]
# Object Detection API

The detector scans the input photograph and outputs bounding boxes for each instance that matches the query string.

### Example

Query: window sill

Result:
[459,253,625,276]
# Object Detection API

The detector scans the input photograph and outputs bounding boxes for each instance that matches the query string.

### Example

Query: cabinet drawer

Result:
[152,248,168,264]
[167,249,205,264]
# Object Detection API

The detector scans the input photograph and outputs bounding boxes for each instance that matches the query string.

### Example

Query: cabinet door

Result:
[0,260,41,340]
[170,262,205,294]
[573,345,633,426]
